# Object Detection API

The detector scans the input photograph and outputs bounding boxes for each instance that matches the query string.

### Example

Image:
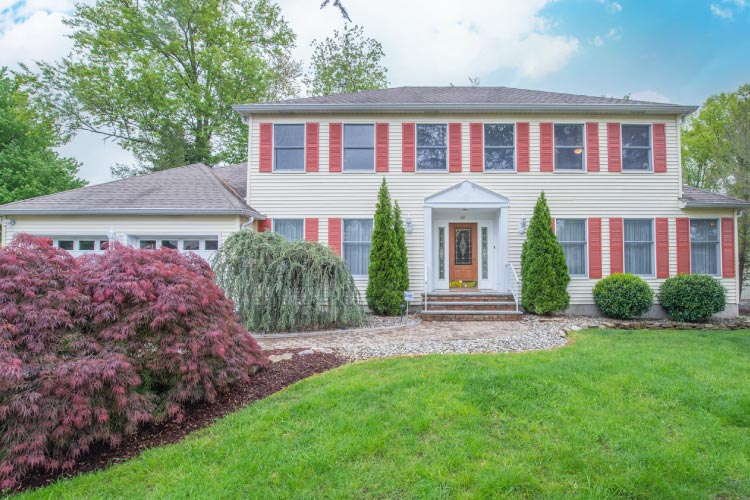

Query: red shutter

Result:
[551,218,555,234]
[586,122,600,172]
[609,218,623,274]
[259,123,273,172]
[656,218,670,278]
[449,123,462,172]
[540,122,554,172]
[722,217,736,278]
[589,218,602,278]
[676,218,691,274]
[305,218,319,242]
[329,123,342,172]
[516,122,530,172]
[607,123,621,172]
[258,218,272,232]
[328,218,342,256]
[402,123,415,172]
[376,123,389,172]
[470,123,483,172]
[653,123,667,173]
[305,122,319,172]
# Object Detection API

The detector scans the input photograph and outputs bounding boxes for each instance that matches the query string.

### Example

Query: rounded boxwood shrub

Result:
[659,274,726,323]
[593,273,654,319]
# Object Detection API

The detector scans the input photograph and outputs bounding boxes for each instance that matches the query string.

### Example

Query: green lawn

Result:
[14,329,750,499]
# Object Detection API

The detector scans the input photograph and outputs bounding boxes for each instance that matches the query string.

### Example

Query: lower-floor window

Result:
[343,219,373,276]
[624,219,654,276]
[51,237,108,253]
[273,219,304,241]
[138,237,219,252]
[556,219,587,276]
[690,219,720,276]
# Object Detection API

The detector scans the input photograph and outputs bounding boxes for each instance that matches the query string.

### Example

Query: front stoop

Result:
[422,291,523,321]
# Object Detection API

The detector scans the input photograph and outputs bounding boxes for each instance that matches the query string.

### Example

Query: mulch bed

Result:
[14,349,348,494]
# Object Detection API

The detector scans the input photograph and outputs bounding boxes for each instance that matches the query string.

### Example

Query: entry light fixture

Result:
[108,227,116,247]
[518,216,528,234]
[405,216,413,234]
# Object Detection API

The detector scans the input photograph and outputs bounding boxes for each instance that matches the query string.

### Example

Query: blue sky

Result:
[0,0,748,183]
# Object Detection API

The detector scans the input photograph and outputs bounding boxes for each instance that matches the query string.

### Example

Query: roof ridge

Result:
[201,164,251,210]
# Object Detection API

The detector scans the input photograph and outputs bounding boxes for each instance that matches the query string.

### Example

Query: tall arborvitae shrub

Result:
[0,235,266,491]
[366,179,402,315]
[393,201,410,293]
[212,231,364,332]
[521,192,570,314]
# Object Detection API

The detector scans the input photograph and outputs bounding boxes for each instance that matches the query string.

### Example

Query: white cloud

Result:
[281,0,579,83]
[593,35,604,47]
[596,0,622,13]
[0,10,72,68]
[630,90,672,103]
[710,0,748,18]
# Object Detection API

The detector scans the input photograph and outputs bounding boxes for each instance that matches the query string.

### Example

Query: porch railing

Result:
[506,263,521,312]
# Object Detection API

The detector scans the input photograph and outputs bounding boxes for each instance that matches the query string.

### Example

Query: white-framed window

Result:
[690,219,721,276]
[343,124,375,171]
[343,219,373,276]
[554,124,585,171]
[556,219,587,277]
[273,219,304,241]
[137,237,219,253]
[51,237,108,254]
[484,123,515,171]
[416,124,447,171]
[273,124,305,171]
[622,124,652,171]
[624,219,654,276]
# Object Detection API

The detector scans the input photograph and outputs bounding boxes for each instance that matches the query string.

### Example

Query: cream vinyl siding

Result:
[1,214,248,251]
[247,113,738,307]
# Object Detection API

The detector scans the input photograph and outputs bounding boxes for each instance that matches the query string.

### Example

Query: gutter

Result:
[233,102,698,117]
[679,200,750,209]
[0,208,267,219]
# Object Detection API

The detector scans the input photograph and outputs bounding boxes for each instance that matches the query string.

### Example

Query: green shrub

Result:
[593,273,654,319]
[521,192,570,314]
[659,274,726,322]
[212,230,364,332]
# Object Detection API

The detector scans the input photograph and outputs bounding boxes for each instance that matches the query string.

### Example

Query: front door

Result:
[449,223,478,286]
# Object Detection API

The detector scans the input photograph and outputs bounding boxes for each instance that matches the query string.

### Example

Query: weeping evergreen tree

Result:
[212,231,364,332]
[521,192,570,314]
[366,179,402,315]
[393,201,410,292]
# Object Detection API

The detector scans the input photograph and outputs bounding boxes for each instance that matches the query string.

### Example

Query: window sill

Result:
[271,170,307,174]
[415,169,450,174]
[552,169,587,174]
[620,170,655,174]
[342,169,376,174]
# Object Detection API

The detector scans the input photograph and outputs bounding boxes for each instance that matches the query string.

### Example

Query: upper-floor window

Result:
[274,124,305,171]
[484,124,515,171]
[343,219,373,276]
[622,124,652,171]
[556,219,587,277]
[416,124,447,171]
[273,218,304,241]
[624,219,654,276]
[344,124,374,171]
[690,219,720,276]
[554,124,585,171]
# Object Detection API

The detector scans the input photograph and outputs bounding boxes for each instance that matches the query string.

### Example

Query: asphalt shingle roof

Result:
[0,163,262,217]
[680,186,750,208]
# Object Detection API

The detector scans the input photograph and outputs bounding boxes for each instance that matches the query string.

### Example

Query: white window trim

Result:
[342,217,374,278]
[415,123,449,172]
[620,123,654,173]
[553,122,587,172]
[623,218,656,278]
[342,123,376,173]
[50,236,109,253]
[483,123,517,173]
[272,123,306,173]
[135,236,220,252]
[689,217,722,277]
[555,218,589,278]
[271,218,305,242]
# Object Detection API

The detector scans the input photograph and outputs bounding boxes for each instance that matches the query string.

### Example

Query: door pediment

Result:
[424,181,510,208]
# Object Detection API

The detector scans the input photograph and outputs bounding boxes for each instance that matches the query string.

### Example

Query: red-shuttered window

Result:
[556,218,588,277]
[343,124,375,171]
[273,124,305,172]
[484,123,515,171]
[329,123,342,172]
[621,124,652,172]
[516,122,530,172]
[609,218,624,274]
[689,219,722,276]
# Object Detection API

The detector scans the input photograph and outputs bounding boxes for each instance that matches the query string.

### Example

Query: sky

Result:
[0,0,749,185]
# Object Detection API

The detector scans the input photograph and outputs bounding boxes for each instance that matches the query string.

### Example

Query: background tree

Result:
[393,201,409,294]
[0,68,85,206]
[305,24,388,96]
[367,179,401,315]
[26,0,301,177]
[520,192,570,314]
[681,84,750,292]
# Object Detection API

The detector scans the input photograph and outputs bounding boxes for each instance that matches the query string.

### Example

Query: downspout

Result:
[241,216,255,230]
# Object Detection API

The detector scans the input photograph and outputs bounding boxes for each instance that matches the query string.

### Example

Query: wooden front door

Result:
[449,223,478,285]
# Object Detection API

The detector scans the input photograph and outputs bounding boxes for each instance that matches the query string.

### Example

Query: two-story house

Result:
[1,87,746,317]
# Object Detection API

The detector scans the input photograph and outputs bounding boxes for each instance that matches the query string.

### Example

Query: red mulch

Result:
[14,349,348,494]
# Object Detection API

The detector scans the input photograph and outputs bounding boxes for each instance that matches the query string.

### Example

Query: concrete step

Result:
[425,301,517,311]
[425,292,515,303]
[421,310,523,321]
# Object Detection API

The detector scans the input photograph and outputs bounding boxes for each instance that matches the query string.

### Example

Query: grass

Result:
[14,329,750,499]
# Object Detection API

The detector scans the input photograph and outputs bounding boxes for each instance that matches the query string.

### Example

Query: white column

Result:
[498,208,509,292]
[424,206,433,293]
